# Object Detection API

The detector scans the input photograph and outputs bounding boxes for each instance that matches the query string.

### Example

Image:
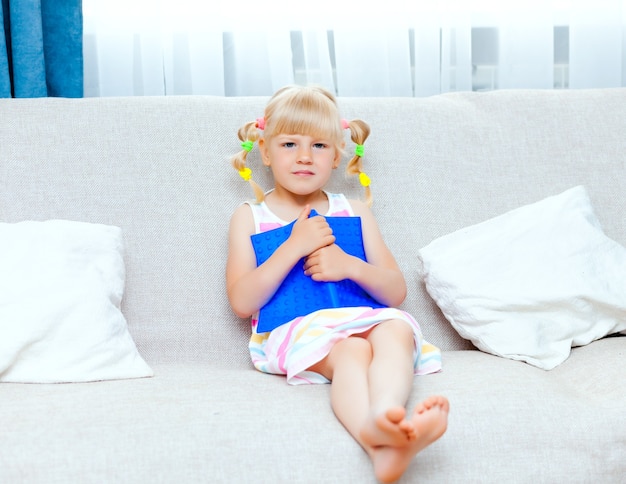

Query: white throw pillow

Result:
[418,186,626,370]
[0,220,153,383]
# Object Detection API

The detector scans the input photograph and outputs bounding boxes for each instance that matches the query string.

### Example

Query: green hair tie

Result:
[241,140,254,152]
[354,144,364,157]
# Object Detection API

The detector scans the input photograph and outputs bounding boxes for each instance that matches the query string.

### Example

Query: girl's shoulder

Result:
[230,201,253,219]
[229,202,255,234]
[344,199,383,234]
[345,197,370,217]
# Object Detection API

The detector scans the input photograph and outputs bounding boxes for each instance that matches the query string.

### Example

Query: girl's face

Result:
[259,133,342,197]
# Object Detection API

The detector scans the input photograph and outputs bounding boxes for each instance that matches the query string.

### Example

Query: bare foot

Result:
[360,406,416,447]
[415,395,450,415]
[370,396,449,483]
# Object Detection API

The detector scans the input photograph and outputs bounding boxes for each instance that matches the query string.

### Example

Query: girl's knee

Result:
[379,319,414,337]
[333,336,373,365]
[369,319,416,350]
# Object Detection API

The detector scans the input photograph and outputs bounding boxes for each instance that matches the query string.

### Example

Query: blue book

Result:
[251,210,386,333]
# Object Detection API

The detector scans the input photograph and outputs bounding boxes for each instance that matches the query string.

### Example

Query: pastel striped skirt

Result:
[249,307,442,385]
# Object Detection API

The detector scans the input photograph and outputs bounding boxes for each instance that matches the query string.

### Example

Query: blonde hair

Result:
[230,85,372,205]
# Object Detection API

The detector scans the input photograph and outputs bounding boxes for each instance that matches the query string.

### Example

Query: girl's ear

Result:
[333,141,345,168]
[258,138,271,166]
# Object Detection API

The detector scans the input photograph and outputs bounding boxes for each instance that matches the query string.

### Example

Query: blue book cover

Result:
[251,210,386,333]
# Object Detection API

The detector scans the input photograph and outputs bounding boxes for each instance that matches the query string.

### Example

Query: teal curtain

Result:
[0,0,83,98]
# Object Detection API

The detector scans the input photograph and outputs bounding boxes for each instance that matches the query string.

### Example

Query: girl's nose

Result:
[297,147,312,163]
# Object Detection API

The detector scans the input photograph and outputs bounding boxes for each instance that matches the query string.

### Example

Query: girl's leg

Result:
[307,319,449,483]
[308,336,374,450]
[363,320,448,482]
[360,319,418,447]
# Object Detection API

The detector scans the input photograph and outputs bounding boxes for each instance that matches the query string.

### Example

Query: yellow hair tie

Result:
[359,172,371,187]
[239,167,252,181]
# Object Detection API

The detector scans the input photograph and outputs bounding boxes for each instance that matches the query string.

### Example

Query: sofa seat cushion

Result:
[2,337,623,483]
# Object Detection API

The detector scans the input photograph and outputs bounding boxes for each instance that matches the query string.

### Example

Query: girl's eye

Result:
[313,143,327,149]
[283,142,296,148]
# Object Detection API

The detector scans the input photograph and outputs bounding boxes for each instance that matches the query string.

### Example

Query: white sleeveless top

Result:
[244,191,354,235]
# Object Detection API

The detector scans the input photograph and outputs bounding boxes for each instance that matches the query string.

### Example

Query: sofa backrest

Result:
[1,89,625,368]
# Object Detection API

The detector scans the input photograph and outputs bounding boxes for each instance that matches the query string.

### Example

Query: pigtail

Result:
[344,119,373,207]
[230,119,266,203]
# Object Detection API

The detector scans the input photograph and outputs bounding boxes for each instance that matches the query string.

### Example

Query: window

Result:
[83,1,626,96]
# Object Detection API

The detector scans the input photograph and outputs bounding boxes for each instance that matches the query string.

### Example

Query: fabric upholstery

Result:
[0,89,625,483]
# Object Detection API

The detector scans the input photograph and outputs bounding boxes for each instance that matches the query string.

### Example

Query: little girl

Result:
[226,85,449,483]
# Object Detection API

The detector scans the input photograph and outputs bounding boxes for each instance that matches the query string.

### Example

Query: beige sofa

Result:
[1,89,625,483]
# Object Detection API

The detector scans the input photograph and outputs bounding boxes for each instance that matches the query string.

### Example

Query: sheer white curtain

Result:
[83,1,626,97]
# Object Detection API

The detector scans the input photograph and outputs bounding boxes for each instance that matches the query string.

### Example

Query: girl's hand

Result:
[303,244,354,282]
[288,205,335,258]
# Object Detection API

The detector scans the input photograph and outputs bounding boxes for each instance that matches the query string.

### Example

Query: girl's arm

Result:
[226,204,335,318]
[303,199,407,308]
